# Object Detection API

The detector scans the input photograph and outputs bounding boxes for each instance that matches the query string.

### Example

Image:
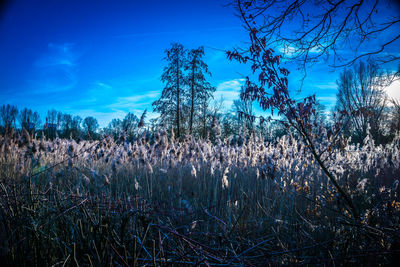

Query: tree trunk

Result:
[189,61,195,135]
[176,57,180,138]
[202,103,207,138]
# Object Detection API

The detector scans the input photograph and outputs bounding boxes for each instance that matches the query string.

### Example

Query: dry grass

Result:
[0,132,399,266]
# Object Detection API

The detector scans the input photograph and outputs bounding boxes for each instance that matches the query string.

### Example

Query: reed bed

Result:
[0,132,399,266]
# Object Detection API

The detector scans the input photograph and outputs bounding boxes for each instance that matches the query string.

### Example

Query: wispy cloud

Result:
[279,43,332,58]
[315,82,337,90]
[317,96,337,103]
[30,43,79,94]
[96,81,112,89]
[34,43,77,68]
[214,78,245,110]
[107,90,160,110]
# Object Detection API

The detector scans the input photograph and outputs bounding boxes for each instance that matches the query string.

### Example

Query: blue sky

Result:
[0,0,399,127]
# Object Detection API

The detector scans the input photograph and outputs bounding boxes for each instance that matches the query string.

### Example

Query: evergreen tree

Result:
[152,43,187,138]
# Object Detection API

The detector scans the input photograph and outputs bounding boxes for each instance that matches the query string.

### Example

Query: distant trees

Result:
[335,61,392,143]
[18,108,41,133]
[0,104,136,141]
[0,104,18,135]
[71,115,82,139]
[122,112,139,136]
[82,116,99,139]
[234,85,255,131]
[389,99,400,135]
[61,114,73,137]
[106,118,123,138]
[46,109,58,127]
[153,43,215,138]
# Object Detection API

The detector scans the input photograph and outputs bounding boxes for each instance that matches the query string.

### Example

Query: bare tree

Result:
[335,60,391,143]
[106,118,123,138]
[71,115,82,139]
[234,85,255,130]
[389,99,400,135]
[153,43,187,138]
[199,96,212,138]
[46,109,58,126]
[231,0,400,77]
[18,108,41,131]
[0,104,18,135]
[82,116,99,139]
[186,46,215,135]
[61,113,73,138]
[122,112,139,136]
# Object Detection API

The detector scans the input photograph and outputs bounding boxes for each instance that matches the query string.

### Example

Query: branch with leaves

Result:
[233,0,400,80]
[228,0,360,220]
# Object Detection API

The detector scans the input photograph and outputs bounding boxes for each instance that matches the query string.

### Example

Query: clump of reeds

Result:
[0,132,399,265]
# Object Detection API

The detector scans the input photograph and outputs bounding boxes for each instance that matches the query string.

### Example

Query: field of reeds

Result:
[0,131,399,266]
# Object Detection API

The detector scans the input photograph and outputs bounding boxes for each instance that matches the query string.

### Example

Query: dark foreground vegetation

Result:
[0,129,399,266]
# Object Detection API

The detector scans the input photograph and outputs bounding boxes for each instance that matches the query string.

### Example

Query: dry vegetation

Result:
[0,130,399,266]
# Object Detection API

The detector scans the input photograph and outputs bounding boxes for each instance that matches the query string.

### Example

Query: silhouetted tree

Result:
[153,43,187,138]
[122,112,139,136]
[335,61,391,143]
[71,115,82,139]
[0,104,18,135]
[46,109,59,128]
[389,99,400,135]
[82,116,99,139]
[106,118,123,138]
[45,109,59,138]
[18,108,41,132]
[59,113,76,138]
[186,46,215,135]
[228,0,360,219]
[233,0,400,77]
[234,85,255,131]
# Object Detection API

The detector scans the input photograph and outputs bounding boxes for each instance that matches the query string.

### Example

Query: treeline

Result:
[0,106,100,140]
[0,45,399,144]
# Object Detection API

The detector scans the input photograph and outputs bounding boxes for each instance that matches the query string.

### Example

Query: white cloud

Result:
[278,44,322,58]
[315,82,337,90]
[213,78,245,110]
[107,90,160,109]
[317,96,336,102]
[279,45,297,57]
